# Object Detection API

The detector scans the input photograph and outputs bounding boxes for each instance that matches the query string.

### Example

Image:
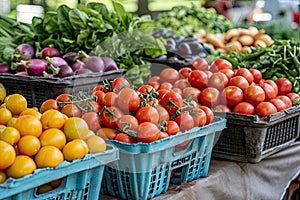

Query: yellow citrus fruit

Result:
[20,108,42,120]
[40,109,66,130]
[0,125,6,132]
[0,170,7,184]
[0,107,12,125]
[0,83,6,104]
[6,117,17,127]
[6,155,37,179]
[85,135,106,153]
[50,178,62,188]
[18,135,41,156]
[35,146,64,168]
[63,117,89,141]
[36,184,54,194]
[62,139,88,162]
[0,126,20,146]
[14,115,42,137]
[0,140,16,170]
[5,94,27,115]
[40,128,66,150]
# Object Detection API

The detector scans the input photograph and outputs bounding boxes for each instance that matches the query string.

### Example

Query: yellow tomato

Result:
[35,146,64,168]
[6,155,36,178]
[18,135,41,156]
[4,94,27,115]
[0,126,20,146]
[40,109,66,130]
[39,128,66,150]
[0,107,12,125]
[63,117,89,141]
[85,135,106,153]
[0,83,6,104]
[14,115,42,137]
[62,139,88,162]
[0,140,16,170]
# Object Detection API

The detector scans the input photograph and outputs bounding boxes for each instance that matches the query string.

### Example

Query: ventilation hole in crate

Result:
[263,116,298,151]
[120,168,132,198]
[83,183,90,200]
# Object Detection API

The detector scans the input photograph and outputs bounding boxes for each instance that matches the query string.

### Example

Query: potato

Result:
[225,41,242,53]
[242,46,252,53]
[239,35,254,46]
[255,34,274,45]
[206,33,225,48]
[225,28,239,41]
[254,40,267,48]
[248,26,259,37]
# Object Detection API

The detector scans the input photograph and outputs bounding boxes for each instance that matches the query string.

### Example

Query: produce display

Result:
[0,91,107,188]
[194,26,274,54]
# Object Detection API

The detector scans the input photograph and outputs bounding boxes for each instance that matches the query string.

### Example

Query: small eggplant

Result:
[0,63,10,73]
[13,43,35,62]
[22,59,48,76]
[102,57,118,71]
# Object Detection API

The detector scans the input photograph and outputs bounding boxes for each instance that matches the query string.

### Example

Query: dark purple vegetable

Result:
[46,57,68,68]
[71,60,85,72]
[102,57,118,71]
[79,50,104,72]
[13,43,35,62]
[75,68,93,75]
[0,63,10,73]
[22,59,48,76]
[57,65,74,78]
[62,52,80,65]
[40,47,60,58]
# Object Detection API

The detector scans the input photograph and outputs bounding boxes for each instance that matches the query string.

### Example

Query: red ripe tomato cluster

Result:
[149,58,300,118]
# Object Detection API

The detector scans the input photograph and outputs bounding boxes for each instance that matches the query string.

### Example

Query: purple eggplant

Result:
[79,50,104,72]
[0,63,10,73]
[63,52,80,65]
[13,43,35,62]
[40,47,60,58]
[75,68,93,75]
[46,56,68,68]
[102,57,118,71]
[57,65,74,78]
[22,59,48,76]
[71,60,85,72]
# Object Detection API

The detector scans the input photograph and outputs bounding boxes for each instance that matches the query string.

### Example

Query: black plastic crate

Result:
[213,105,300,163]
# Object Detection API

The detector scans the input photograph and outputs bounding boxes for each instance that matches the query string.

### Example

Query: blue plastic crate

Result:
[102,117,226,200]
[0,144,118,200]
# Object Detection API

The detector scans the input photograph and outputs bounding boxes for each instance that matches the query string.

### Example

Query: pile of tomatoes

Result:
[149,58,299,118]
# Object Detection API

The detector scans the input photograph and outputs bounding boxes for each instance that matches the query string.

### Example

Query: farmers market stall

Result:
[100,140,300,200]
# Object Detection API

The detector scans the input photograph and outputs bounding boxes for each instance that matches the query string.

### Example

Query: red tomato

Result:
[191,107,207,127]
[147,81,160,91]
[228,75,249,92]
[60,104,81,118]
[158,131,169,140]
[204,70,213,79]
[200,87,221,107]
[56,93,72,103]
[137,122,160,143]
[171,88,182,95]
[179,67,192,79]
[174,111,195,132]
[182,87,201,102]
[116,115,139,131]
[255,102,277,118]
[112,77,130,93]
[137,85,155,95]
[235,68,254,85]
[244,85,265,106]
[173,79,190,90]
[114,133,136,143]
[233,102,255,115]
[187,70,208,90]
[92,85,106,93]
[157,105,170,123]
[92,90,105,105]
[157,89,170,100]
[117,87,140,113]
[101,92,118,107]
[159,68,180,84]
[263,80,278,96]
[220,86,243,107]
[82,112,101,133]
[260,82,277,102]
[135,106,159,124]
[219,68,235,80]
[249,68,262,84]
[159,82,173,90]
[209,58,233,72]
[100,106,123,128]
[213,104,231,112]
[81,101,101,114]
[269,98,287,112]
[286,93,300,104]
[208,72,229,91]
[276,78,293,95]
[96,128,119,140]
[191,57,209,71]
[198,105,214,125]
[147,76,160,83]
[164,120,180,136]
[275,95,292,108]
[160,91,184,116]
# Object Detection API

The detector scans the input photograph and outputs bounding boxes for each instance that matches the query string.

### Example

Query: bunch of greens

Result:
[220,40,300,94]
[154,3,234,36]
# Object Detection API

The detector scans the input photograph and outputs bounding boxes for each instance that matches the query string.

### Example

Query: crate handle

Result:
[284,105,300,115]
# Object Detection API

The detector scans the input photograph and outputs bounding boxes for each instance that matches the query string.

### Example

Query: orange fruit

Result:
[63,117,89,141]
[40,109,66,130]
[0,107,12,125]
[62,139,88,161]
[39,99,59,114]
[0,140,16,170]
[6,117,17,127]
[85,135,106,153]
[0,83,6,104]
[18,135,41,156]
[0,170,7,184]
[5,94,27,115]
[14,115,42,137]
[36,184,54,194]
[40,128,66,150]
[0,126,20,146]
[6,155,36,178]
[60,104,81,118]
[35,146,64,168]
[20,108,42,119]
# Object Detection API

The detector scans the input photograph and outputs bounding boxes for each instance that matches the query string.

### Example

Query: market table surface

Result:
[100,141,300,200]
